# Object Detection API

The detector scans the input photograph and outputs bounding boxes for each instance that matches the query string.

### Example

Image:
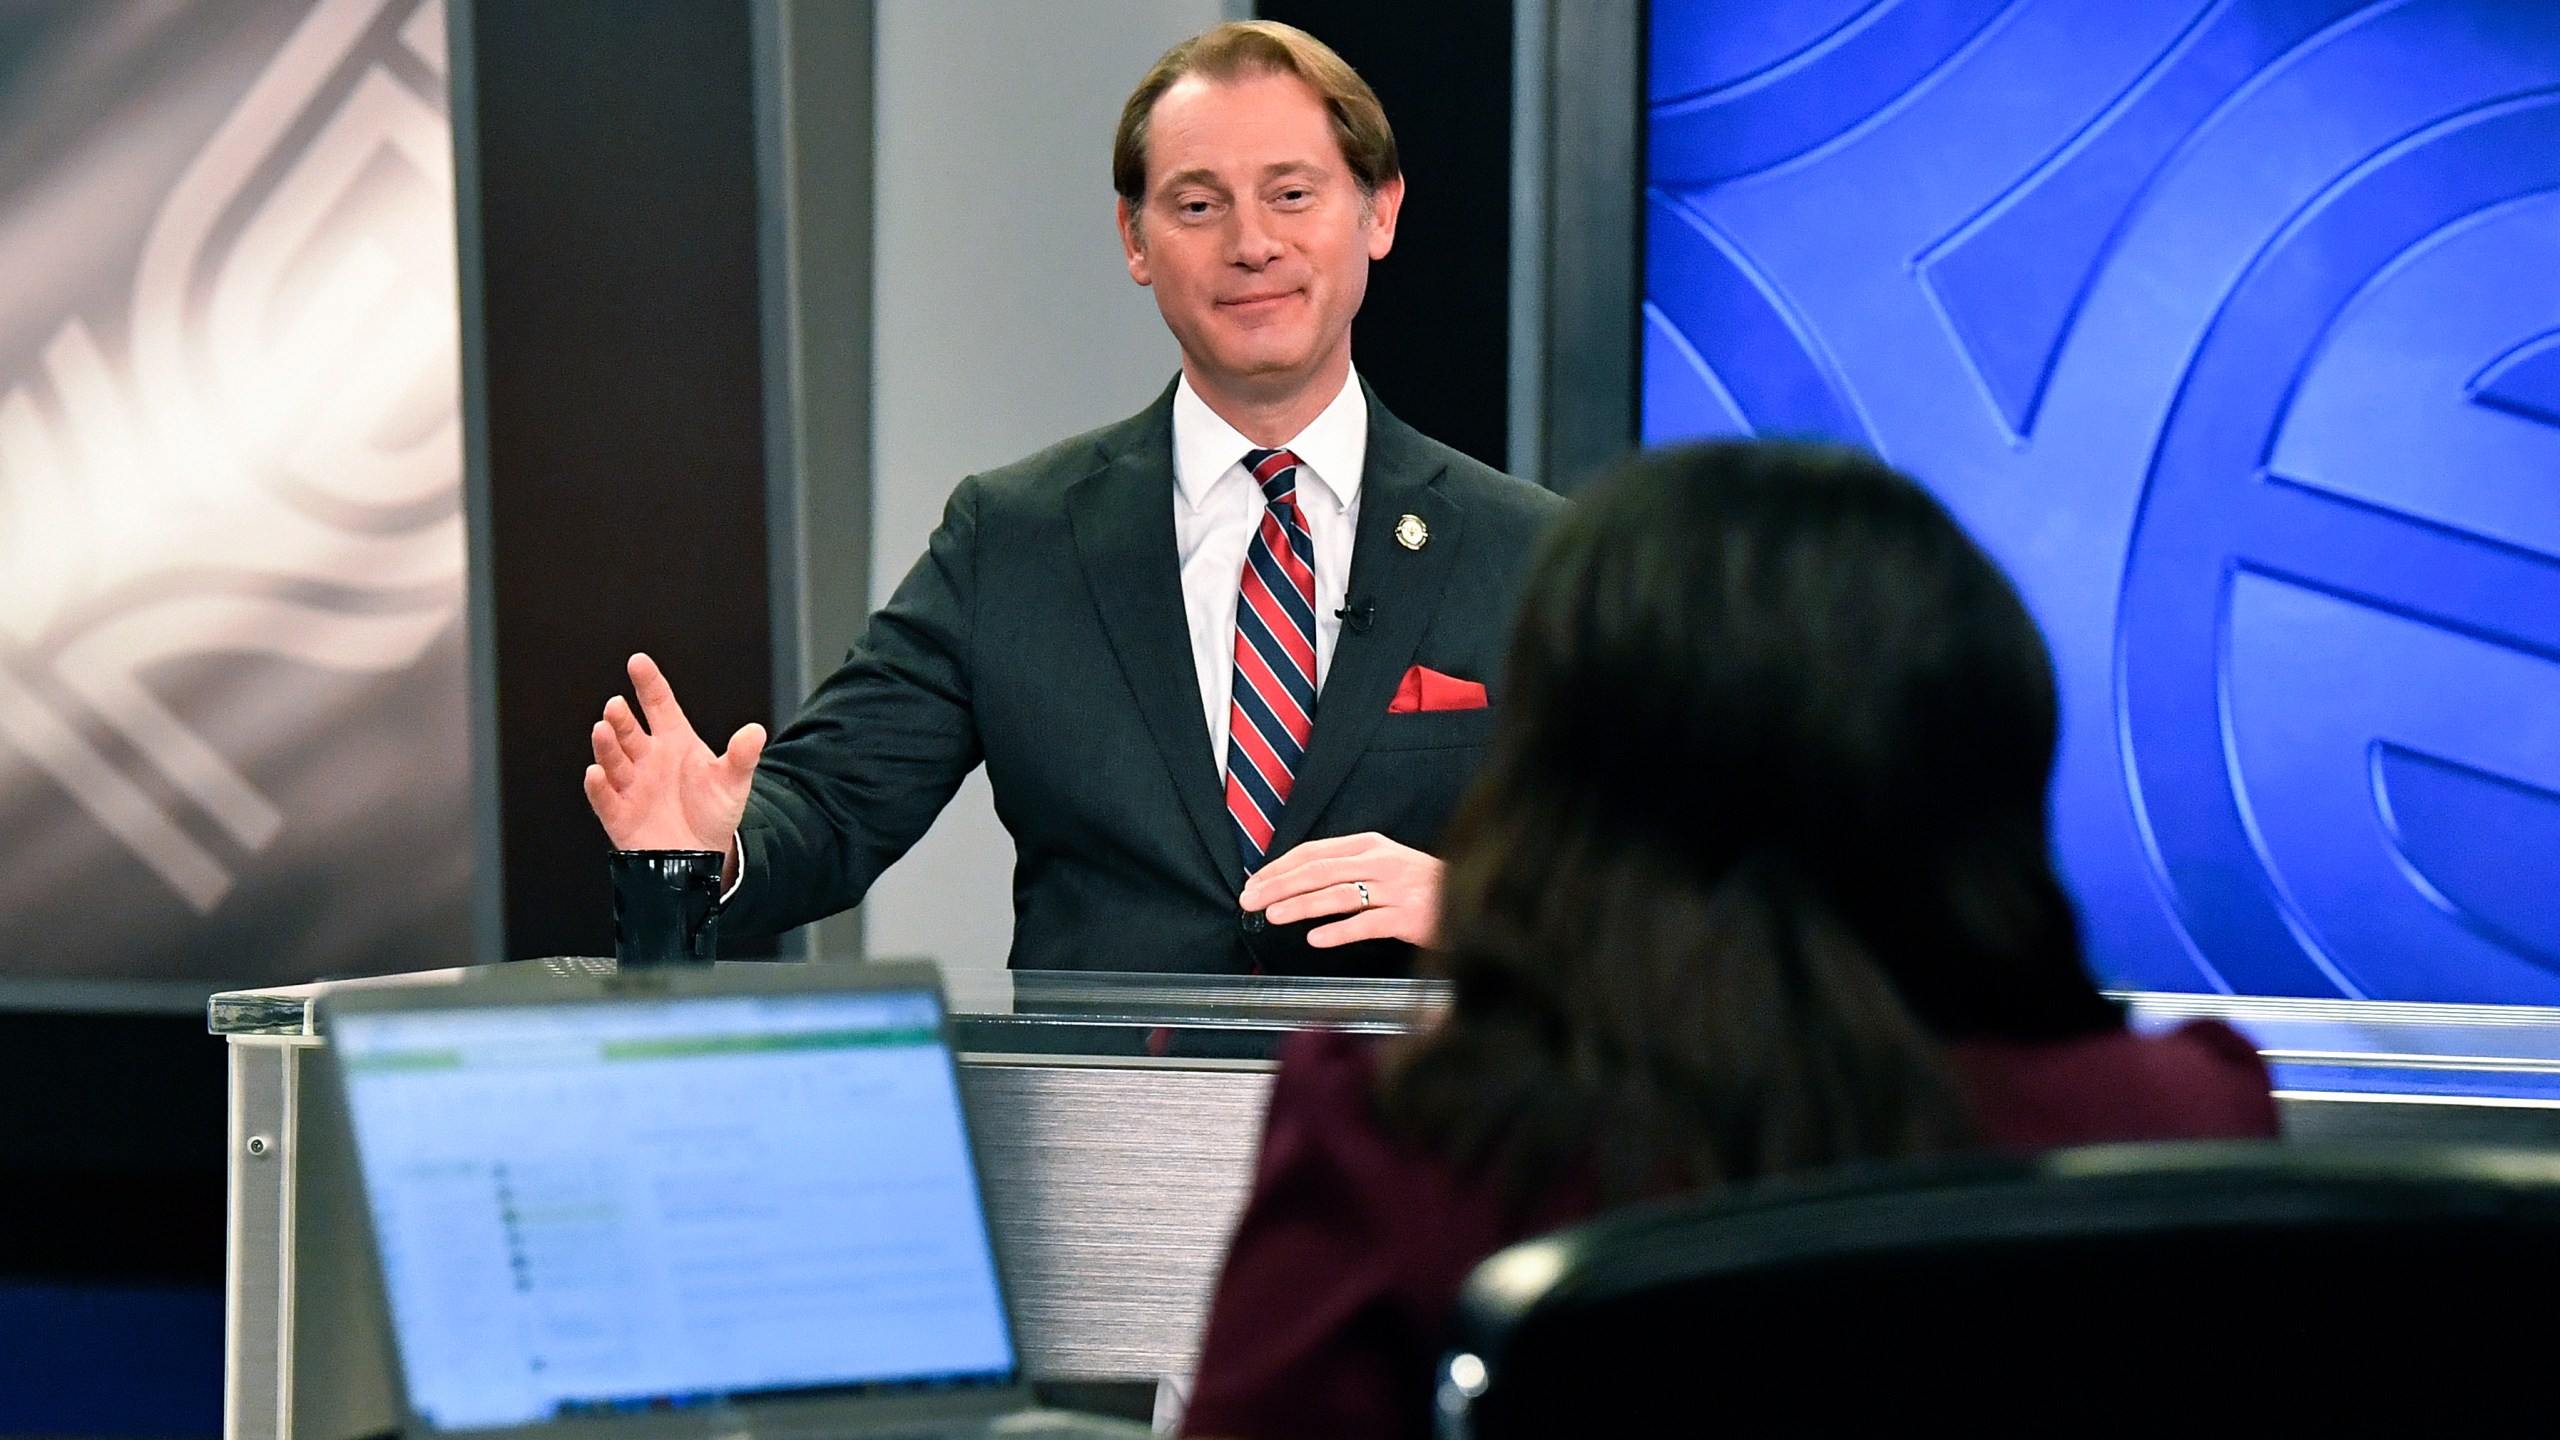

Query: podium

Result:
[212,962,2560,1439]
[211,960,1439,1440]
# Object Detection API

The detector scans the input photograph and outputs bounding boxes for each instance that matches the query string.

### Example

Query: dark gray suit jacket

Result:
[721,380,1566,974]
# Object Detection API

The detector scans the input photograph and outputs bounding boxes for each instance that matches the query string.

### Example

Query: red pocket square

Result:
[1388,665,1489,713]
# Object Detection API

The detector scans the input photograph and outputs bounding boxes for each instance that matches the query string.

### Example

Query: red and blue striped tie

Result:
[1226,447,1319,874]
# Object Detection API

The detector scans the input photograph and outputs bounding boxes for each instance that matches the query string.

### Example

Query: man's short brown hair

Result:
[1112,21,1400,208]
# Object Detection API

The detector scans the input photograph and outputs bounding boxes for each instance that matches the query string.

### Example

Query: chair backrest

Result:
[1437,1141,2560,1436]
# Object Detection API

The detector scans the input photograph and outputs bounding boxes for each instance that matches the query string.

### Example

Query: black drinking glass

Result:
[608,849,723,966]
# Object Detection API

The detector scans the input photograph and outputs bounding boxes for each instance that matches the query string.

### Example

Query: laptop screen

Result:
[331,988,1019,1433]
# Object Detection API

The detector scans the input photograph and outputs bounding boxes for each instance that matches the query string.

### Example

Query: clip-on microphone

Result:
[1334,597,1376,635]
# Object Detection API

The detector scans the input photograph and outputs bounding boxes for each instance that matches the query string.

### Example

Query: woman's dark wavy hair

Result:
[1380,441,2120,1207]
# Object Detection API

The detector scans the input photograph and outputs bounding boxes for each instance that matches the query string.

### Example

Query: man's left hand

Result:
[1239,832,1443,948]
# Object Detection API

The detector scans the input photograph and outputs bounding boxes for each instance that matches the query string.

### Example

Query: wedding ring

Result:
[1355,881,1372,910]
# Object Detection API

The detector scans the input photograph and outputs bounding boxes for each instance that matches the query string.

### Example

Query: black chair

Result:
[1436,1142,2560,1436]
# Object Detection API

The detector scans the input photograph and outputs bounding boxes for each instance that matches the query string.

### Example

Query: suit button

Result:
[1239,910,1267,935]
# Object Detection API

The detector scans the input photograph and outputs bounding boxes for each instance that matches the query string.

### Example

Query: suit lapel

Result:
[1065,384,1245,892]
[1264,392,1464,857]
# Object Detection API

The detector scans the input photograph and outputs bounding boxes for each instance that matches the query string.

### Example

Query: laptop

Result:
[316,962,1150,1440]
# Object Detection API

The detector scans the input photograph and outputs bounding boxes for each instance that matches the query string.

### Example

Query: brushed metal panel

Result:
[227,1037,302,1440]
[962,1060,1275,1380]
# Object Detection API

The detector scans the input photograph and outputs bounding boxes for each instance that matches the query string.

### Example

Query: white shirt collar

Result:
[1172,366,1368,514]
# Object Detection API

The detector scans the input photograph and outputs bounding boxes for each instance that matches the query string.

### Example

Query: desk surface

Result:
[205,959,1444,1061]
[207,959,2560,1107]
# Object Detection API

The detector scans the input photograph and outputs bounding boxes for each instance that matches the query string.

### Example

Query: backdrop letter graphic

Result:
[1646,0,2560,1003]
[0,0,470,983]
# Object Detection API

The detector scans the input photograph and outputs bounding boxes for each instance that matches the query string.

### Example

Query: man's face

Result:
[1120,69,1402,401]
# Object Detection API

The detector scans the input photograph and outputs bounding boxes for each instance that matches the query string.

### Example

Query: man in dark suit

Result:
[584,22,1563,975]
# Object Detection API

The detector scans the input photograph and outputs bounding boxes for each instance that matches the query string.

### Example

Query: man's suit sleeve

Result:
[718,477,987,936]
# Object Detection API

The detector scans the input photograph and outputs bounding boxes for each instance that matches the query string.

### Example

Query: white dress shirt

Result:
[1172,368,1368,776]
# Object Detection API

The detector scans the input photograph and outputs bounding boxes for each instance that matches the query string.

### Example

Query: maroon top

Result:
[1182,1021,2277,1439]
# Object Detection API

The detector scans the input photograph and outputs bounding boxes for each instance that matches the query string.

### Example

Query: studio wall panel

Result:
[863,0,1221,975]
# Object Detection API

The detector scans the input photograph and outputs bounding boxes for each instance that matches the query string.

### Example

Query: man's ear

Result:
[1118,196,1152,286]
[1363,174,1406,261]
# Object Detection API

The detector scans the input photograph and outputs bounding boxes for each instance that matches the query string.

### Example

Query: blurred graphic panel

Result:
[0,1282,222,1436]
[0,0,468,983]
[1645,0,2560,1001]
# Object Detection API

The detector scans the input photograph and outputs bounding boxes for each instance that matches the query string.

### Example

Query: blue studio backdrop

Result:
[1644,0,2560,1003]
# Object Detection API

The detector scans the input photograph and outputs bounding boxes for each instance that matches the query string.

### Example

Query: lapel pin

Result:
[1394,513,1429,551]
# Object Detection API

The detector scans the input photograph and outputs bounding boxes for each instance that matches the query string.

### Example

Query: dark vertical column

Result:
[754,0,875,961]
[1511,0,1642,492]
[456,0,777,959]
[1256,1,1514,472]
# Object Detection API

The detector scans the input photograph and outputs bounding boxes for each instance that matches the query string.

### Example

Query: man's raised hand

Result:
[583,653,767,855]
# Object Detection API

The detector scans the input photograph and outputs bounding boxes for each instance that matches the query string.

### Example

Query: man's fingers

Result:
[602,695,647,758]
[626,652,698,740]
[1254,860,1369,912]
[1242,833,1383,904]
[720,722,767,781]
[1248,837,1445,947]
[1307,908,1408,948]
[1264,881,1370,926]
[582,763,616,818]
[591,721,636,785]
